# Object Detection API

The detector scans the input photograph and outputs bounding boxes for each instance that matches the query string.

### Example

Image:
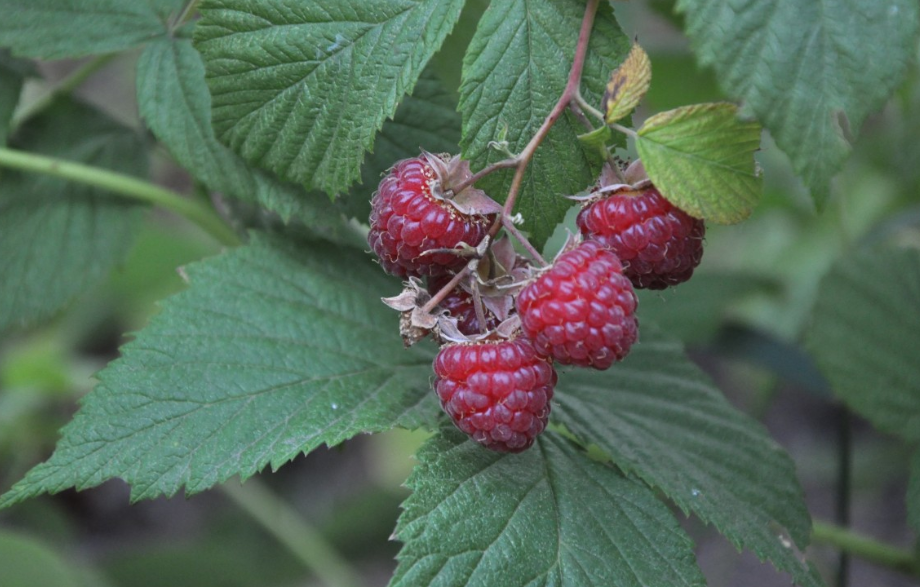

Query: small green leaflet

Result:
[676,0,920,207]
[0,99,147,335]
[137,35,338,226]
[194,0,464,195]
[553,326,824,587]
[806,246,920,442]
[0,234,439,508]
[0,50,34,145]
[604,42,652,125]
[391,429,706,587]
[0,0,184,59]
[636,102,762,224]
[341,67,463,224]
[459,0,630,249]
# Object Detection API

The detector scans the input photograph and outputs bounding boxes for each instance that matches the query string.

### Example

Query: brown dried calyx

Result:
[422,151,503,217]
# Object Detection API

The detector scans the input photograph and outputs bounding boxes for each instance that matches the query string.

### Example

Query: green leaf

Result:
[0,530,80,587]
[0,50,33,145]
[136,35,339,226]
[806,246,920,442]
[459,0,630,249]
[909,451,920,536]
[675,0,920,206]
[636,271,781,344]
[341,67,463,223]
[0,234,439,508]
[193,0,464,195]
[0,99,147,335]
[0,0,183,59]
[553,326,824,587]
[636,102,762,223]
[391,429,706,587]
[604,42,652,125]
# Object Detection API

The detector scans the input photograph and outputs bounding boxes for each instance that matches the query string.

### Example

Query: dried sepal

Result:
[422,151,503,217]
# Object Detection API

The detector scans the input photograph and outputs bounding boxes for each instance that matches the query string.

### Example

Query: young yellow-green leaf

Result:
[0,0,183,59]
[636,102,762,223]
[0,234,439,508]
[553,326,824,587]
[0,99,147,335]
[391,429,706,587]
[137,35,338,226]
[193,0,464,195]
[806,246,920,442]
[459,0,630,250]
[604,42,652,125]
[676,0,919,206]
[577,125,615,155]
[0,50,34,145]
[341,67,463,224]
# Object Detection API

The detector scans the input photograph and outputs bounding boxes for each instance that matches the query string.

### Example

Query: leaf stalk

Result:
[812,520,920,577]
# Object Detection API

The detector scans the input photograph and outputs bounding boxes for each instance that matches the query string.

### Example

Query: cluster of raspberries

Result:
[369,154,704,453]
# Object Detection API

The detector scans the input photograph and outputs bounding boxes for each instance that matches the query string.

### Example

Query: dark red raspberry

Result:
[428,274,500,336]
[434,337,556,453]
[517,241,638,370]
[576,187,705,289]
[368,156,495,277]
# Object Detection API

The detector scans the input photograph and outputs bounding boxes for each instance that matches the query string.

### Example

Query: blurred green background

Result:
[1,1,918,586]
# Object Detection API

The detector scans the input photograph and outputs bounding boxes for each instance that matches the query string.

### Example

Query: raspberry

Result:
[368,156,495,277]
[576,187,705,289]
[517,241,638,370]
[428,274,500,336]
[433,337,556,453]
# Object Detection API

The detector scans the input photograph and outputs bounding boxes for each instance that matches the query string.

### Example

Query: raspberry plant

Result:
[1,1,919,586]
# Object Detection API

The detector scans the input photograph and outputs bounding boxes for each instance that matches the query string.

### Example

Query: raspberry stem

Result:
[421,266,470,314]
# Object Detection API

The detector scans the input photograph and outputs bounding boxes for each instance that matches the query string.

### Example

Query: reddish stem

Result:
[421,267,470,314]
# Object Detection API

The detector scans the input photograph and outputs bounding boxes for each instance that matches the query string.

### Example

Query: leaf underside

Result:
[806,246,920,442]
[0,234,439,507]
[675,0,920,206]
[459,0,630,249]
[193,0,465,195]
[391,429,706,587]
[553,326,824,587]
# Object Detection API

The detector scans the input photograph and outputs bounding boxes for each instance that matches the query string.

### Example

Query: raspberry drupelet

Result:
[517,240,638,370]
[577,186,705,289]
[368,156,495,278]
[433,337,557,453]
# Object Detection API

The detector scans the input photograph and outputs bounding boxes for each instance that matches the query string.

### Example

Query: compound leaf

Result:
[0,99,147,335]
[636,102,762,223]
[194,0,464,195]
[459,0,630,249]
[0,234,439,507]
[137,35,337,225]
[806,246,920,442]
[0,0,183,59]
[391,429,706,587]
[676,0,920,206]
[553,326,824,587]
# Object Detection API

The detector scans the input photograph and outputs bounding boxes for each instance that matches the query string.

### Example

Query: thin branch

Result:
[610,121,638,139]
[812,521,920,577]
[502,216,547,265]
[220,479,362,587]
[574,91,605,122]
[0,147,240,246]
[422,266,470,314]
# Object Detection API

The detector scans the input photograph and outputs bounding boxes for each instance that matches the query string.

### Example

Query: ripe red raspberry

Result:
[434,337,556,453]
[517,241,638,370]
[368,156,495,277]
[428,274,500,336]
[576,187,705,289]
